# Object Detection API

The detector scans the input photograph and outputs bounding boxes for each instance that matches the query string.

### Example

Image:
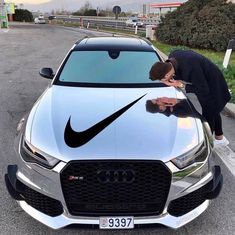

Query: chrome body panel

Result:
[12,81,216,229]
[24,85,201,163]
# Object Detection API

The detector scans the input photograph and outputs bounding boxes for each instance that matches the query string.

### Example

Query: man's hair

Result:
[145,100,161,113]
[149,58,177,81]
[149,62,172,81]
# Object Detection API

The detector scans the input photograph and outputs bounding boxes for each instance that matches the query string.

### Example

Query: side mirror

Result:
[39,68,54,79]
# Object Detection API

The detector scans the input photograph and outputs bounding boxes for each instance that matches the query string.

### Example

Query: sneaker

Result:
[214,136,229,146]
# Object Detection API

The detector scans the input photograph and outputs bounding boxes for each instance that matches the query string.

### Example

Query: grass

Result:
[153,40,235,66]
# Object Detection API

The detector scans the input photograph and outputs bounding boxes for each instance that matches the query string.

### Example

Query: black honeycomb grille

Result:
[21,184,63,217]
[168,180,212,217]
[60,161,171,216]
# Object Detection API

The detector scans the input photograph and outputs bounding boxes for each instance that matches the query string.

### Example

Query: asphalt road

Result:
[0,23,234,235]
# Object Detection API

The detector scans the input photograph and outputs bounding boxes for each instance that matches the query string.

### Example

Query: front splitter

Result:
[18,200,210,230]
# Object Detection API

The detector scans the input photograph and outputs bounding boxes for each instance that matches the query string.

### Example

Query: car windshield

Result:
[57,50,160,87]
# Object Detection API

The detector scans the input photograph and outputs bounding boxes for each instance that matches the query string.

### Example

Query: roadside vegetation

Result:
[71,1,128,17]
[13,9,33,22]
[156,0,235,52]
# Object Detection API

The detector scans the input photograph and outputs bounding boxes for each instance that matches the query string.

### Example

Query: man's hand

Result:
[151,97,178,112]
[161,79,184,88]
[158,97,178,106]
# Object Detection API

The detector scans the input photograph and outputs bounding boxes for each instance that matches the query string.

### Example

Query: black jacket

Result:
[169,50,231,114]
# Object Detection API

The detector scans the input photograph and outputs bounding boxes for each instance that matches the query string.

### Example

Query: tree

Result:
[156,0,235,51]
[84,9,97,16]
[72,1,94,16]
[13,9,33,22]
[80,1,92,15]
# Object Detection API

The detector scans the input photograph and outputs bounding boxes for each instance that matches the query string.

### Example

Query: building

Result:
[143,1,187,18]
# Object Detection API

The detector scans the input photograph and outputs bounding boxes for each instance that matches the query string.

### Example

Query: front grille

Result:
[168,180,212,217]
[20,183,63,217]
[60,161,171,216]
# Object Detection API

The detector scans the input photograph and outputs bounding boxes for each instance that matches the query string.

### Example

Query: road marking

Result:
[0,29,9,33]
[214,145,235,177]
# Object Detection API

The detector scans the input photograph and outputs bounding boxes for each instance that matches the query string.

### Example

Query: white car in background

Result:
[125,18,144,27]
[34,15,46,24]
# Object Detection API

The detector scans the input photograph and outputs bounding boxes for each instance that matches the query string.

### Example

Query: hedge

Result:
[156,0,235,51]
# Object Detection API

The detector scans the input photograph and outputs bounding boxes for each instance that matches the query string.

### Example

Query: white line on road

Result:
[214,145,235,177]
[0,29,9,33]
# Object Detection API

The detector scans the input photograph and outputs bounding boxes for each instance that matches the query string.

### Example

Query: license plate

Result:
[99,217,134,229]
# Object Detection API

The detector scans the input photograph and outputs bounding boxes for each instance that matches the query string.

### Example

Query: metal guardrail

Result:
[93,24,146,33]
[55,17,147,33]
[55,15,160,24]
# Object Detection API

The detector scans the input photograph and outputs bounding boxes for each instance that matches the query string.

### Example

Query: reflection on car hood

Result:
[25,85,204,163]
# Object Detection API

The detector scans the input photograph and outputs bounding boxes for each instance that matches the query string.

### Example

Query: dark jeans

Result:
[202,109,223,136]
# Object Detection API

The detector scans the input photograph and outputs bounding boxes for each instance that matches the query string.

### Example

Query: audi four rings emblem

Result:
[97,170,135,183]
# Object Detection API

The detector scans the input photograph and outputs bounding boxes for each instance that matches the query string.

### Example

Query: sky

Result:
[9,0,188,12]
[12,0,121,6]
[12,0,124,10]
[9,0,235,8]
[13,0,50,4]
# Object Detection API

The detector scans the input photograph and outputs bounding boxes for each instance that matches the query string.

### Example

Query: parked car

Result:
[48,15,56,20]
[125,18,144,27]
[5,36,223,230]
[34,15,46,24]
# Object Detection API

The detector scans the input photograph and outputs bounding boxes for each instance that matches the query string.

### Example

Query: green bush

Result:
[73,9,97,16]
[84,9,97,16]
[72,11,83,16]
[156,0,235,51]
[13,9,33,22]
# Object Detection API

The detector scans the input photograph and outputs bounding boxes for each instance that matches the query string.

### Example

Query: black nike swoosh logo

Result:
[64,94,147,148]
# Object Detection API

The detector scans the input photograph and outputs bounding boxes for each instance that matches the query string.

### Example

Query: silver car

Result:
[5,36,223,230]
[126,19,144,27]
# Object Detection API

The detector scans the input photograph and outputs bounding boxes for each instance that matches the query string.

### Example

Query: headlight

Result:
[20,137,60,169]
[171,140,209,169]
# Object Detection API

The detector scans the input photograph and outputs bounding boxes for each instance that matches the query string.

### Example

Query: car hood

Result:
[25,85,204,163]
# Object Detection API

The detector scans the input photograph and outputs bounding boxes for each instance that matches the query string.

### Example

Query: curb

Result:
[224,103,235,119]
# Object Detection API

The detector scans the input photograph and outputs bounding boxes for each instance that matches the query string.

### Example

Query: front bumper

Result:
[5,164,223,229]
